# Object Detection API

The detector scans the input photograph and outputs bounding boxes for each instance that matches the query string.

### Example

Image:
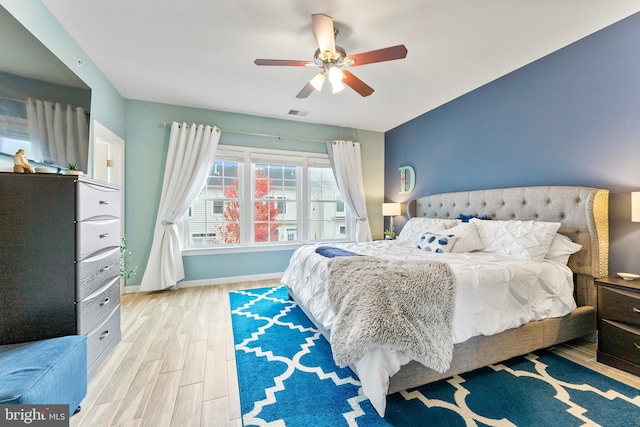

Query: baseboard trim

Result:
[122,272,284,294]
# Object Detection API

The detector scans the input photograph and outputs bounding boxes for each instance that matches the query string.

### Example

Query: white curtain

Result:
[139,122,221,292]
[326,140,372,242]
[25,98,88,171]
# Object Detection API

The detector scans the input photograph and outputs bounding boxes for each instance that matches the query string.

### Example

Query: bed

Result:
[281,186,609,416]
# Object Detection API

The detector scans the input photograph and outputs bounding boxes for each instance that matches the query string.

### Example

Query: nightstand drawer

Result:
[598,320,640,366]
[598,286,640,327]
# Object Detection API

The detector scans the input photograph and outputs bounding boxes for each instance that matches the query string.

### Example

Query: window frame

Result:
[181,145,351,255]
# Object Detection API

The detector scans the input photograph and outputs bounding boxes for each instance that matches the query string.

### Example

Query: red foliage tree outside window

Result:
[221,169,279,243]
[222,179,240,243]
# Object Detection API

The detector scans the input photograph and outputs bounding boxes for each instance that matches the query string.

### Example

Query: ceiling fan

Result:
[254,13,408,98]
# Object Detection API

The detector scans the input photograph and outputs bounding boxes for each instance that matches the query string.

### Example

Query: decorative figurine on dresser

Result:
[13,149,35,173]
[0,172,121,378]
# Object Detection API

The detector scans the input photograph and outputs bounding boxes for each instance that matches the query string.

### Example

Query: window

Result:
[212,201,224,214]
[191,232,218,245]
[263,195,288,214]
[253,162,296,243]
[184,147,349,249]
[186,157,241,245]
[286,227,297,241]
[0,136,31,156]
[309,166,345,241]
[0,102,31,156]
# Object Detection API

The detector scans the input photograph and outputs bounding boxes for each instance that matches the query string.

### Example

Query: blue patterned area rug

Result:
[230,286,640,427]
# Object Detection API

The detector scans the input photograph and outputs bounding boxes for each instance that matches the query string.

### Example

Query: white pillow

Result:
[416,232,458,253]
[545,233,582,265]
[471,218,561,261]
[446,222,484,253]
[397,217,460,243]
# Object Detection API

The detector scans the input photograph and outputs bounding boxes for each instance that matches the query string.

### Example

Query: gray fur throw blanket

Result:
[327,256,456,373]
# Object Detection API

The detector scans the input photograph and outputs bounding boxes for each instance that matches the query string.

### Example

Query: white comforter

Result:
[281,240,577,415]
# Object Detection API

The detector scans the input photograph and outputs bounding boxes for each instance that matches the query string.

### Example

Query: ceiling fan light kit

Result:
[309,72,326,91]
[331,79,345,94]
[254,13,408,98]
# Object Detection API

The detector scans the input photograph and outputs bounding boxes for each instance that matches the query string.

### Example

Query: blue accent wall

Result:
[385,12,640,275]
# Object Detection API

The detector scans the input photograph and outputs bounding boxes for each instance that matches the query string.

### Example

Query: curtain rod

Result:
[161,122,359,146]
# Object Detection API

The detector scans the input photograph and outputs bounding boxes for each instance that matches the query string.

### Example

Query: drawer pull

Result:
[100,265,110,272]
[99,331,110,340]
[633,307,640,313]
[100,298,110,306]
[635,343,640,350]
[99,200,110,205]
[99,233,109,238]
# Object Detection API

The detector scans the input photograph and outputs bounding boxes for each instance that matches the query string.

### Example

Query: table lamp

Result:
[382,202,402,237]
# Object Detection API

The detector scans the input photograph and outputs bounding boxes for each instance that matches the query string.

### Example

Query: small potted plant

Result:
[120,236,138,284]
[66,162,83,176]
[384,230,396,240]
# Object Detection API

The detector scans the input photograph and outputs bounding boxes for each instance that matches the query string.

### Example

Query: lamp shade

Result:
[331,79,345,93]
[382,202,402,216]
[632,192,640,222]
[309,72,325,91]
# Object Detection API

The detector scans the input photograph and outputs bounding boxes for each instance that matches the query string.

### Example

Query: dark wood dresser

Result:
[597,276,640,376]
[0,173,121,378]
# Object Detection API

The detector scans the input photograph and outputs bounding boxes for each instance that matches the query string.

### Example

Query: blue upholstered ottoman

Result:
[0,336,87,416]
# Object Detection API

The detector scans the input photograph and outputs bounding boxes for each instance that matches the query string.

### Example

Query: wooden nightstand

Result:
[597,276,640,375]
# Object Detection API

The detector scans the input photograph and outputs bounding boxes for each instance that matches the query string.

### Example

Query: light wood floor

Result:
[71,279,640,427]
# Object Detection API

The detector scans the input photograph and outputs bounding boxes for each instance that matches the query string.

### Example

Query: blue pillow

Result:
[416,232,458,253]
[315,246,359,258]
[459,214,491,223]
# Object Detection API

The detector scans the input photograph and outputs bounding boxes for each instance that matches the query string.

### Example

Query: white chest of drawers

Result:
[0,173,121,378]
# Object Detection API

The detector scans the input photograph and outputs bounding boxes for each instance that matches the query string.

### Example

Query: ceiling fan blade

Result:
[296,82,315,99]
[342,70,374,97]
[311,14,336,55]
[345,44,408,66]
[254,59,311,66]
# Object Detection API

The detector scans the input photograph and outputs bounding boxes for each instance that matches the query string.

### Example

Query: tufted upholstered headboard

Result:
[406,186,609,280]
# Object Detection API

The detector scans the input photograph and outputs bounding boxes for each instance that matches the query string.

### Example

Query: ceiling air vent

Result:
[288,110,309,117]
